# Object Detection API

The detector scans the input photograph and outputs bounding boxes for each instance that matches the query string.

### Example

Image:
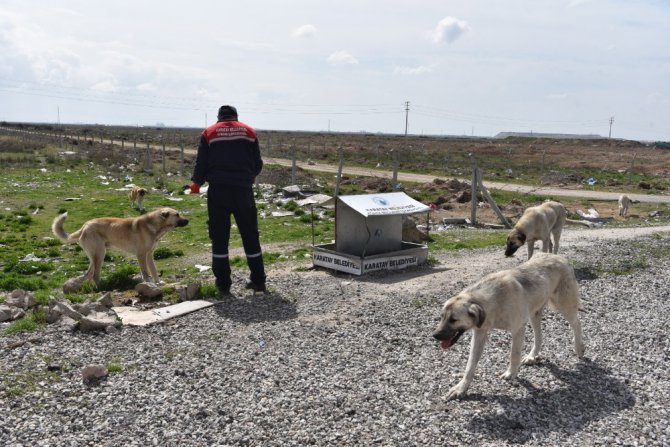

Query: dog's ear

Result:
[161,210,170,219]
[517,230,526,244]
[467,303,486,328]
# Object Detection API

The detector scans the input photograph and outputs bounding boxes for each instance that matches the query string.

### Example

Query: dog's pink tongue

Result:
[440,339,453,350]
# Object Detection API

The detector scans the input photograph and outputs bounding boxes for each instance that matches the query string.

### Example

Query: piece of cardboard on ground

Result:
[112,300,216,327]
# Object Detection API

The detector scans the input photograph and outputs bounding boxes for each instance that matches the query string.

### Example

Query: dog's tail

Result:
[565,219,594,228]
[51,212,82,243]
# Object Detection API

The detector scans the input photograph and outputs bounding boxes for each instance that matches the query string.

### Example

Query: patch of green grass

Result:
[199,282,219,298]
[98,264,140,291]
[3,258,54,275]
[283,200,299,211]
[0,273,46,291]
[106,358,124,374]
[291,247,311,258]
[63,292,93,303]
[1,369,60,398]
[428,228,507,251]
[153,246,184,260]
[488,189,551,207]
[3,309,47,336]
[32,289,52,306]
[229,251,284,269]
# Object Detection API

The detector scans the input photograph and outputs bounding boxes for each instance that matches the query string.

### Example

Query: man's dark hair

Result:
[217,105,238,120]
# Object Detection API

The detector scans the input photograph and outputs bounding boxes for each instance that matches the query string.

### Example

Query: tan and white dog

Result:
[128,186,148,211]
[505,200,591,259]
[52,207,188,287]
[618,194,632,217]
[433,253,585,400]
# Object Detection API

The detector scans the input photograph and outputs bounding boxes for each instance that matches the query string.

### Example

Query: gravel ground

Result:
[1,226,669,446]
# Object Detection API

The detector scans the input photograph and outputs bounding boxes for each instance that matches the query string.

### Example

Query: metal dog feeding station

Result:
[312,192,430,275]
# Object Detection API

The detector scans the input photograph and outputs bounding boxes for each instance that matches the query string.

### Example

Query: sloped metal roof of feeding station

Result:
[337,192,431,217]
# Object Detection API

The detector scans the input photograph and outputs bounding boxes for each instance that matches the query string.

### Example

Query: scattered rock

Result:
[53,315,78,332]
[47,299,82,323]
[135,282,163,298]
[82,365,108,385]
[79,312,120,332]
[177,283,201,301]
[63,275,88,293]
[0,304,25,322]
[97,292,113,308]
[282,185,305,198]
[6,290,37,309]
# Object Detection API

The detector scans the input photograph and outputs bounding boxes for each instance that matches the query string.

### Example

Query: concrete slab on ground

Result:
[112,300,216,326]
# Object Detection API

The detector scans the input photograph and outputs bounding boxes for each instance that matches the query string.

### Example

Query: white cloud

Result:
[568,0,593,7]
[292,24,316,38]
[136,83,156,92]
[327,50,358,65]
[394,65,435,76]
[90,79,118,93]
[430,16,470,44]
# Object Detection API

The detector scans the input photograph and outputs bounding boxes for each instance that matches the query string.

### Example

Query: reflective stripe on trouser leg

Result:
[245,251,265,285]
[207,185,233,289]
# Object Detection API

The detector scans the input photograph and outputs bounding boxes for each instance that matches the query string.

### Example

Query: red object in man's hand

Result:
[190,183,201,194]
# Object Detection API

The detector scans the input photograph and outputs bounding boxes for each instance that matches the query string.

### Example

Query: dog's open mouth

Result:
[439,330,464,350]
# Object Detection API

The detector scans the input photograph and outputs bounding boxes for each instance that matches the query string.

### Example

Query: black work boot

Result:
[216,280,232,297]
[245,280,266,293]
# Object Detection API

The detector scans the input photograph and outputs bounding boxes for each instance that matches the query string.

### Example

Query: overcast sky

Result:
[1,0,668,141]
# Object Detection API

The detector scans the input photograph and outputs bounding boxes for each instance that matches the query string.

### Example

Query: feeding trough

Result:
[312,192,431,275]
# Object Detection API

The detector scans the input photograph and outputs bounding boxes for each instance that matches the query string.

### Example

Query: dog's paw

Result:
[575,343,586,358]
[500,370,518,381]
[446,382,469,401]
[522,354,541,365]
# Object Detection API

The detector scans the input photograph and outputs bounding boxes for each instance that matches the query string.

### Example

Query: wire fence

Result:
[1,123,667,191]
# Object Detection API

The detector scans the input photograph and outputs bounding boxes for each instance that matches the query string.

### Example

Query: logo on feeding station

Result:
[372,197,389,206]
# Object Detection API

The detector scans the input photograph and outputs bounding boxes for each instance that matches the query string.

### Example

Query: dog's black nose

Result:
[177,219,189,227]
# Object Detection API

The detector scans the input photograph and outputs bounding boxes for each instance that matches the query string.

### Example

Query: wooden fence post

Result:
[180,144,185,176]
[478,176,511,228]
[291,146,297,185]
[145,142,152,173]
[469,153,478,226]
[335,145,344,197]
[629,153,637,183]
[392,147,399,185]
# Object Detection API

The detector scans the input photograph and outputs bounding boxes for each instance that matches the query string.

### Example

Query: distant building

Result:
[495,132,602,139]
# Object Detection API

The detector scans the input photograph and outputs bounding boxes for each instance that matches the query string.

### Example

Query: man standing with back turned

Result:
[190,105,266,295]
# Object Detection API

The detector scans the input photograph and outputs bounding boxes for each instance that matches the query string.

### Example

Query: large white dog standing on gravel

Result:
[433,252,586,400]
[505,200,592,260]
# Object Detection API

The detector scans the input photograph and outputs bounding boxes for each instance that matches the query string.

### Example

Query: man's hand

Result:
[190,183,201,194]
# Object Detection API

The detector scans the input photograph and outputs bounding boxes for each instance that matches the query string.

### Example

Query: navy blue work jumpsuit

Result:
[190,118,265,290]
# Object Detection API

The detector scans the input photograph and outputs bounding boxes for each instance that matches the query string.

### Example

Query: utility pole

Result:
[404,101,410,137]
[609,116,614,139]
[57,105,63,148]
